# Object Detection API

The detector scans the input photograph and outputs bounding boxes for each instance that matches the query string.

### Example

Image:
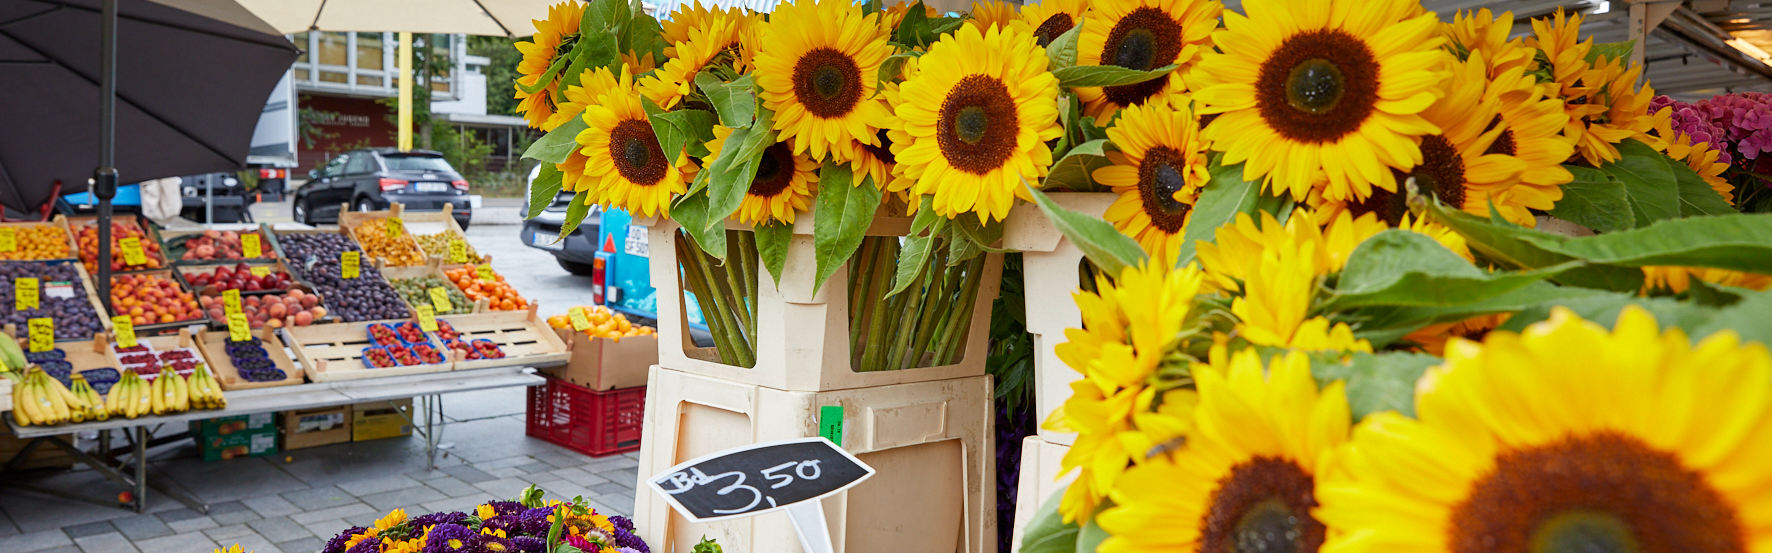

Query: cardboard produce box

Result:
[281,405,352,450]
[542,328,654,391]
[193,413,275,438]
[199,428,277,462]
[353,399,414,442]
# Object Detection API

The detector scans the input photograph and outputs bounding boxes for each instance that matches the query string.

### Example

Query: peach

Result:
[293,311,315,326]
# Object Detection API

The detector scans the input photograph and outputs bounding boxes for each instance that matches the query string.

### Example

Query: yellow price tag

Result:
[449,240,468,264]
[227,312,250,342]
[386,218,403,238]
[241,233,262,258]
[0,228,15,253]
[341,251,360,279]
[14,277,38,311]
[112,315,137,349]
[476,264,495,281]
[222,289,242,315]
[415,305,438,332]
[27,317,53,352]
[568,307,592,331]
[120,236,147,266]
[428,287,453,312]
[250,266,271,277]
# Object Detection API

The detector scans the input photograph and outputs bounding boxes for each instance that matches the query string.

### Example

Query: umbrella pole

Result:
[94,0,118,306]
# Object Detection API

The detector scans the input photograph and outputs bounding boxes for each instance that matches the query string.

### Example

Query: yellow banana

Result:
[21,378,44,425]
[42,374,69,424]
[12,379,33,426]
[129,376,146,419]
[150,373,165,416]
[105,377,122,415]
[33,376,60,425]
[174,371,189,412]
[51,377,84,412]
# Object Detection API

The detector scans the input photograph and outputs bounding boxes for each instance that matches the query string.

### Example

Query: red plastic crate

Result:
[526,375,645,457]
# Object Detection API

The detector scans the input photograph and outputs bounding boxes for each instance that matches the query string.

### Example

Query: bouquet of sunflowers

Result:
[317,486,647,553]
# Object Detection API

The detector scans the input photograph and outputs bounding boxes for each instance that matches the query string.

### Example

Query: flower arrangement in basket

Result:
[314,487,647,553]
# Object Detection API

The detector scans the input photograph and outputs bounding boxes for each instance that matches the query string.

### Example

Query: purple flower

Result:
[612,526,649,553]
[518,508,554,536]
[423,524,479,553]
[509,536,547,553]
[325,527,370,553]
[608,516,635,533]
[481,515,521,537]
[346,536,383,553]
[411,511,471,533]
[487,501,527,517]
[480,536,516,553]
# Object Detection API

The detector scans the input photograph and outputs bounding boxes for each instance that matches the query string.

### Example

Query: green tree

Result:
[469,35,525,117]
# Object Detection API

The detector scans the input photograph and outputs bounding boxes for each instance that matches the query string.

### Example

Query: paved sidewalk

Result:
[0,387,639,553]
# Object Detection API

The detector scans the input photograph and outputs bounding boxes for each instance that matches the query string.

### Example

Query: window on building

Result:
[430,34,452,94]
[292,32,310,81]
[355,32,384,86]
[317,32,349,83]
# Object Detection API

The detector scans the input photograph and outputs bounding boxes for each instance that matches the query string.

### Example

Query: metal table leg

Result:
[134,426,146,513]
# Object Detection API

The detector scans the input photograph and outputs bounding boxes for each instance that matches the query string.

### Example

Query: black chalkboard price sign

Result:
[647,437,875,523]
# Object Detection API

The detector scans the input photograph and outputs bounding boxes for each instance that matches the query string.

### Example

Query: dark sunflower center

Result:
[1448,431,1745,553]
[1033,14,1075,47]
[1488,128,1519,156]
[1344,185,1406,226]
[1202,457,1325,553]
[1414,134,1466,208]
[1255,29,1381,144]
[865,128,895,165]
[609,119,669,186]
[936,74,1020,175]
[1286,59,1345,114]
[749,142,796,199]
[1136,146,1192,233]
[792,48,864,118]
[1100,7,1183,107]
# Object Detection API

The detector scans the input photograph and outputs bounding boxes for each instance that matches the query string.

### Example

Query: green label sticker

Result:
[818,405,844,447]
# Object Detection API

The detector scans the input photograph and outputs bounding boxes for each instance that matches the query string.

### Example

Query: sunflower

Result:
[576,66,697,217]
[1095,99,1210,265]
[1018,0,1091,47]
[880,1,940,35]
[1197,209,1332,290]
[1318,306,1772,553]
[705,126,820,224]
[514,1,587,130]
[552,68,618,193]
[1231,238,1317,348]
[1662,124,1737,205]
[1194,0,1448,203]
[968,0,1021,32]
[1073,0,1220,120]
[1098,348,1349,553]
[1046,261,1207,523]
[892,23,1061,222]
[1642,266,1772,294]
[1528,9,1658,166]
[1481,64,1576,220]
[1443,8,1533,77]
[660,0,740,59]
[1403,313,1508,356]
[639,12,748,110]
[753,0,894,162]
[620,50,658,76]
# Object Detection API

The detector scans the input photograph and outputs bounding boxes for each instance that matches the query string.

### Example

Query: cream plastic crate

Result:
[636,211,1002,392]
[632,366,996,553]
[1001,193,1115,445]
[1007,436,1077,552]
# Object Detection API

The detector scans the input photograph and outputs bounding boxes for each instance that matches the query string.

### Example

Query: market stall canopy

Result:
[145,0,562,36]
[0,0,298,214]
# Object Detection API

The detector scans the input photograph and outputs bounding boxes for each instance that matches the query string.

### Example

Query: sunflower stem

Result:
[849,237,882,367]
[720,230,754,345]
[934,255,987,365]
[904,243,955,370]
[859,239,899,372]
[885,244,935,371]
[737,230,760,352]
[676,233,738,365]
[680,231,753,367]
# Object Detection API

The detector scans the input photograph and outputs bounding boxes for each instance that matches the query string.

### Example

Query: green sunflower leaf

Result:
[754,219,794,287]
[621,10,667,65]
[878,51,921,85]
[1019,490,1079,553]
[1344,281,1613,347]
[671,190,727,257]
[1523,214,1772,273]
[1548,165,1634,233]
[1694,289,1772,348]
[1026,182,1147,278]
[952,214,1008,255]
[1325,231,1580,310]
[1586,39,1636,64]
[1309,351,1441,420]
[1602,139,1680,226]
[582,0,629,35]
[895,2,936,48]
[813,165,882,296]
[889,224,945,297]
[1174,156,1287,266]
[561,32,620,89]
[525,164,563,220]
[1042,139,1114,191]
[643,97,716,164]
[1493,292,1718,335]
[1051,63,1177,89]
[1076,513,1110,553]
[696,73,757,128]
[703,108,777,230]
[1668,152,1737,217]
[1045,22,1082,71]
[521,116,588,164]
[557,189,594,243]
[1422,199,1646,291]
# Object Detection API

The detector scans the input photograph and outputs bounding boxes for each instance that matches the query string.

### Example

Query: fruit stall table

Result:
[3,365,543,514]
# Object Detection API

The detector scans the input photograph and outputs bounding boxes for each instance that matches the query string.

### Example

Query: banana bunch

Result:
[186,365,226,410]
[11,368,91,426]
[0,334,24,373]
[68,374,108,423]
[106,370,154,420]
[150,366,189,416]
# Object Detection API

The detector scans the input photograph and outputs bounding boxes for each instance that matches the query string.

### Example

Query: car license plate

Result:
[414,182,447,193]
[531,232,563,250]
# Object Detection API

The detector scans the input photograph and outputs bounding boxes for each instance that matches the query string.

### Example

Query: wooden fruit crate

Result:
[380,257,481,315]
[96,328,216,383]
[160,223,281,266]
[267,227,359,279]
[283,320,452,382]
[0,327,117,373]
[106,269,208,336]
[193,327,303,391]
[0,259,116,336]
[175,258,303,297]
[66,213,169,274]
[0,215,79,262]
[436,305,570,371]
[338,203,428,268]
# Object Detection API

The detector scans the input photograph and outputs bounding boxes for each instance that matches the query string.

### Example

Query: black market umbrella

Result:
[0,0,298,215]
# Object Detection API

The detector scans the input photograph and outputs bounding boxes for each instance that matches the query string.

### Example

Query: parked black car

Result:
[293,148,473,229]
[519,164,602,274]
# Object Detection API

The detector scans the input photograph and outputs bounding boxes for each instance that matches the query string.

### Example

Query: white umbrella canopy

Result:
[144,0,559,36]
